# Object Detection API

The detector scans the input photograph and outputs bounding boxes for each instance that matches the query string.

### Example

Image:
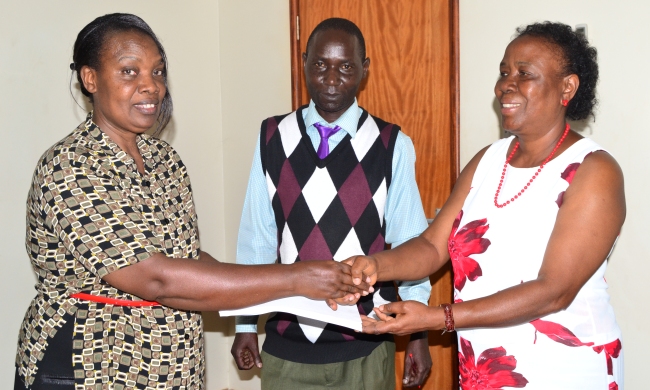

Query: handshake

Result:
[291,255,379,310]
[294,253,434,338]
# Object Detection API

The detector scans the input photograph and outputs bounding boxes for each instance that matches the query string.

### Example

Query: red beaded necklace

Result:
[494,123,570,208]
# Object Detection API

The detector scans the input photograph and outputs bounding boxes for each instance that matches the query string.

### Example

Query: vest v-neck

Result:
[296,105,369,168]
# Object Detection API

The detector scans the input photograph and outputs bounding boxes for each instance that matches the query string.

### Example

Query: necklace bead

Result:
[494,123,570,208]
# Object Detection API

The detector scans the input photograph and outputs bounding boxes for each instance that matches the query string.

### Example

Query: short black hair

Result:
[71,13,172,134]
[516,21,598,121]
[305,18,366,61]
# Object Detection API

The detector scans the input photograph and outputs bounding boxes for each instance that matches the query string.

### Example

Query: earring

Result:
[561,99,569,107]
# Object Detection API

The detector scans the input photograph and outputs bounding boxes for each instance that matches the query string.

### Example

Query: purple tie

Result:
[313,122,341,159]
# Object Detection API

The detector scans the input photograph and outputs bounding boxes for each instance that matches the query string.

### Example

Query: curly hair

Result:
[71,13,172,135]
[516,22,598,121]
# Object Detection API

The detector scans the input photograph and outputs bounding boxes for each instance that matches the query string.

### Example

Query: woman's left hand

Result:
[361,301,436,336]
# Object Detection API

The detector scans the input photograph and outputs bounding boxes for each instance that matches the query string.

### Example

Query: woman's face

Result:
[494,36,567,134]
[82,30,166,136]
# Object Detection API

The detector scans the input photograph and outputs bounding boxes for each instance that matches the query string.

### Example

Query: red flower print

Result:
[458,337,528,389]
[609,382,618,390]
[593,339,622,375]
[560,163,581,184]
[555,192,565,208]
[556,162,581,207]
[448,210,491,291]
[530,319,594,347]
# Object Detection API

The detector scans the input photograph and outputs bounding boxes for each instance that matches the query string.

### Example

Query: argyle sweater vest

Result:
[260,106,399,364]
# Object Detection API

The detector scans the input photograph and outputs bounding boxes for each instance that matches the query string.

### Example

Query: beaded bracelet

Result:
[440,303,455,334]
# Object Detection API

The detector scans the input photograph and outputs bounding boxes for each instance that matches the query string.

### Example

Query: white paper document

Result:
[219,296,362,331]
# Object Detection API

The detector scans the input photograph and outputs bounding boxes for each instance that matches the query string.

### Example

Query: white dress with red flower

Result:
[451,136,623,390]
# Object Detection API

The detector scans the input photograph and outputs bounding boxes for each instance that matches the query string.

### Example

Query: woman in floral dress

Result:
[348,22,624,389]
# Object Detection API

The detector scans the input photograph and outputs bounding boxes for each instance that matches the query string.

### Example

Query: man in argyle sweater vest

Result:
[231,18,432,389]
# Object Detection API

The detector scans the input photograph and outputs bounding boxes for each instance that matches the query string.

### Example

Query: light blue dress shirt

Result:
[236,99,430,332]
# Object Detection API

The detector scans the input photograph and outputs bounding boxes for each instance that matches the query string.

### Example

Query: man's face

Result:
[302,29,369,123]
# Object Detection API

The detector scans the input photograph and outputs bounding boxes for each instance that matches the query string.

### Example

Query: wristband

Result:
[440,303,455,334]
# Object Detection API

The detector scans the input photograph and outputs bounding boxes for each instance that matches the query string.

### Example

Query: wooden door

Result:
[290,1,459,389]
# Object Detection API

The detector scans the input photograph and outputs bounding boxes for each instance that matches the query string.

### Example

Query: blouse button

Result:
[142,180,151,187]
[184,333,190,340]
[161,218,170,225]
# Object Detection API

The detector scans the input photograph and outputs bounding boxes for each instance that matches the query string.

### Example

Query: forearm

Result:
[104,251,364,311]
[427,278,571,331]
[374,236,443,282]
[104,252,299,311]
[157,256,302,311]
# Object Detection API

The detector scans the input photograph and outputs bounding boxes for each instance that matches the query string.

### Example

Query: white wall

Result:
[460,1,650,388]
[0,1,289,389]
[217,1,292,389]
[3,0,647,388]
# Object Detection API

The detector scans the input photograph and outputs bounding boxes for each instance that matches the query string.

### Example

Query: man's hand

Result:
[403,337,432,388]
[231,333,262,370]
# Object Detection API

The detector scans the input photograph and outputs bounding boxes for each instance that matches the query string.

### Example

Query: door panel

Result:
[290,1,459,389]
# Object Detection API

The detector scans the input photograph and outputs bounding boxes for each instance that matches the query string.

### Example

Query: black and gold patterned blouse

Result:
[16,113,204,388]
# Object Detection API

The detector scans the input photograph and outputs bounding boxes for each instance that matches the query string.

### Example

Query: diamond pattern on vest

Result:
[359,146,389,194]
[277,159,301,219]
[297,316,328,344]
[354,203,383,255]
[338,164,373,226]
[265,171,276,202]
[315,196,353,257]
[265,116,278,145]
[372,178,387,223]
[380,123,394,149]
[278,111,301,158]
[261,108,400,356]
[287,141,318,188]
[369,234,387,255]
[298,225,332,261]
[280,222,299,264]
[302,167,338,223]
[333,228,365,261]
[350,118,381,162]
[325,144,359,190]
[284,195,316,259]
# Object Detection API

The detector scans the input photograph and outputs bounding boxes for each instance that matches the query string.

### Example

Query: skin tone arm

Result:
[103,250,369,312]
[350,147,625,335]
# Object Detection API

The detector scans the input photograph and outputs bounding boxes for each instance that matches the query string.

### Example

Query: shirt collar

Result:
[82,111,153,167]
[304,99,362,138]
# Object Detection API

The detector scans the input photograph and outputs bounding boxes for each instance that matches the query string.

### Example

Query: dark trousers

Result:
[14,319,75,389]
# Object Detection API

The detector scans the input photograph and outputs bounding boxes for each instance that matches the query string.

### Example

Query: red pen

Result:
[407,353,420,388]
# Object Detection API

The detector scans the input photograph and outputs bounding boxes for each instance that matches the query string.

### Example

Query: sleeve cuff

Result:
[397,277,432,305]
[235,315,259,333]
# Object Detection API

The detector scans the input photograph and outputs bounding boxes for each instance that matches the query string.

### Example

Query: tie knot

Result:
[314,122,341,140]
[313,123,341,159]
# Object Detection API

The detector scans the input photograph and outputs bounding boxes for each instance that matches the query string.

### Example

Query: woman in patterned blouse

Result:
[14,13,367,389]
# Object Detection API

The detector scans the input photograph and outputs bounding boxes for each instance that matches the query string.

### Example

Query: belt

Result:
[70,292,160,307]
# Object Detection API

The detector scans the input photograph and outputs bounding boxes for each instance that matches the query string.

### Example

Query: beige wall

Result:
[1,1,289,388]
[216,1,291,388]
[460,1,650,388]
[3,0,647,388]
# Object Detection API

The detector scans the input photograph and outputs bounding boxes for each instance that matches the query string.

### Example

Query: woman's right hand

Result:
[291,260,373,309]
[343,255,379,287]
